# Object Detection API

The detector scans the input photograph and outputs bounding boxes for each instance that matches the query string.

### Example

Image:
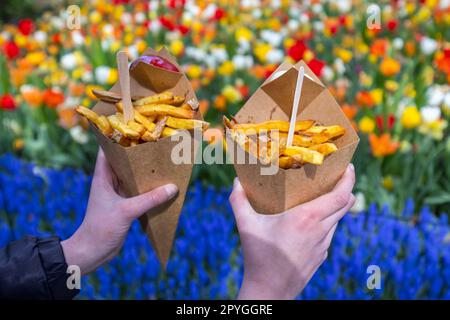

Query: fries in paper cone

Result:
[76,47,207,268]
[226,61,359,214]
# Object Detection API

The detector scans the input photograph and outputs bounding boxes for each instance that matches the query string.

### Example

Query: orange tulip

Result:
[199,99,209,115]
[356,91,375,108]
[380,57,401,77]
[21,87,43,107]
[370,39,388,57]
[42,89,65,108]
[213,94,227,112]
[58,108,78,129]
[341,104,358,120]
[369,133,399,157]
[69,83,85,97]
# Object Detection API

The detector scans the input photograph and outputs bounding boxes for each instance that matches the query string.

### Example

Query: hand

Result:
[230,164,356,300]
[61,149,178,275]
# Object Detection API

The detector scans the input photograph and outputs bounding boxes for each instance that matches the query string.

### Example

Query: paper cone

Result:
[230,61,359,214]
[91,48,202,267]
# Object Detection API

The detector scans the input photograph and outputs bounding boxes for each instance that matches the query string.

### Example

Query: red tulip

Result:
[376,115,384,132]
[287,40,307,61]
[387,20,398,32]
[388,114,396,130]
[307,58,325,77]
[0,94,16,111]
[3,41,20,60]
[177,25,190,35]
[214,8,226,20]
[160,16,175,31]
[18,18,34,36]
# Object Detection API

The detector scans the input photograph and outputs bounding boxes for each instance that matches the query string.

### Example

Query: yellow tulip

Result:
[401,106,421,129]
[358,116,376,134]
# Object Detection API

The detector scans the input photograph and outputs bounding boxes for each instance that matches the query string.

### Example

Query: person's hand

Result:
[61,149,178,275]
[230,164,356,300]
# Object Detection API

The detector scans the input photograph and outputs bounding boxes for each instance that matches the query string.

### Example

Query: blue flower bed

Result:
[0,153,449,299]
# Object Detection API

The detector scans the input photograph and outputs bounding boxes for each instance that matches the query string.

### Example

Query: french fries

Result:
[232,119,315,134]
[163,116,209,130]
[75,91,208,147]
[135,104,195,119]
[224,116,344,169]
[133,91,174,106]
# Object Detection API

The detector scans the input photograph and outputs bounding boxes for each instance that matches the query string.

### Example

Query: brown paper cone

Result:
[230,61,359,214]
[91,47,202,268]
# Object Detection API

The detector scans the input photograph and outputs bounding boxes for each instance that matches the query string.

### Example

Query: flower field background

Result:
[0,0,449,299]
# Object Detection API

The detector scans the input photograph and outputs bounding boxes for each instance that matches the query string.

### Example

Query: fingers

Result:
[229,178,254,230]
[322,193,355,230]
[288,164,355,219]
[320,223,337,249]
[121,184,178,220]
[93,148,114,190]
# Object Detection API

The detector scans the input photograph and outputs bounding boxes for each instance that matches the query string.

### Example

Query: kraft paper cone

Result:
[91,47,202,268]
[230,61,359,214]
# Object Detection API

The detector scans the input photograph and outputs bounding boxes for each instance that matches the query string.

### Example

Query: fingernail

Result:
[348,163,354,172]
[165,184,178,198]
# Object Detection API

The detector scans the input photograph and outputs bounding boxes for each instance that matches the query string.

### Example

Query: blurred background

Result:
[0,0,449,299]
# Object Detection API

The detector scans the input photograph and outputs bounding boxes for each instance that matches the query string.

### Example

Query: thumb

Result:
[122,184,178,220]
[229,178,254,231]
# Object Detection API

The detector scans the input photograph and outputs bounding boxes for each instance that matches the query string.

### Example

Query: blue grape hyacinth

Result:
[0,154,449,299]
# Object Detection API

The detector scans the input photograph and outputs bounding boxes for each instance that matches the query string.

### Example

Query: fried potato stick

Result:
[232,119,315,133]
[308,143,338,156]
[107,114,140,139]
[76,106,99,122]
[282,146,324,165]
[271,132,331,147]
[141,116,168,141]
[163,116,209,130]
[135,104,195,119]
[133,91,174,106]
[303,125,346,139]
[96,115,113,137]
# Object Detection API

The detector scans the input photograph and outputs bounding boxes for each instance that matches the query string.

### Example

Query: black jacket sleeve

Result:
[0,236,80,300]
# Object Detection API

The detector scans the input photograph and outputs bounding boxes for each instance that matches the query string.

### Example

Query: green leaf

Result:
[0,54,10,94]
[425,193,450,205]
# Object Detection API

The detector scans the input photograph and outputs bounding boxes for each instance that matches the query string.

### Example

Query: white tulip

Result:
[34,31,47,44]
[393,38,404,50]
[149,20,161,33]
[266,49,284,64]
[202,4,217,19]
[121,12,132,25]
[82,71,93,83]
[334,0,351,13]
[420,37,438,55]
[211,48,228,63]
[288,20,299,31]
[322,66,334,82]
[444,92,450,108]
[61,53,77,70]
[421,106,441,123]
[261,30,283,47]
[135,12,146,24]
[334,58,345,75]
[71,31,84,47]
[427,86,445,106]
[95,66,111,85]
[70,126,89,144]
